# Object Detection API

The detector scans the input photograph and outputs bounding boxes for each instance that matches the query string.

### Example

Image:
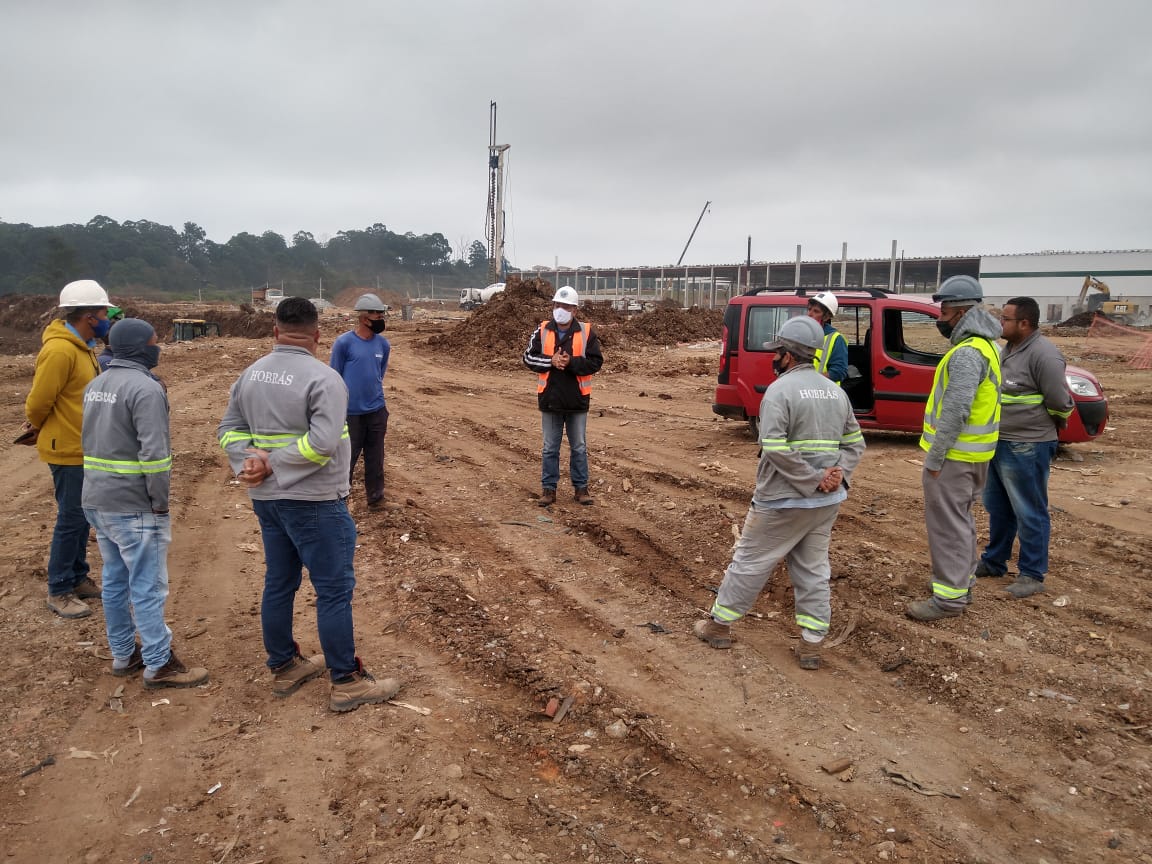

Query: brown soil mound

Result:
[0,295,273,354]
[424,276,723,363]
[1055,311,1097,328]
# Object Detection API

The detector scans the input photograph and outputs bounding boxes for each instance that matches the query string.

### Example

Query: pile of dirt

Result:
[1055,311,1098,328]
[0,295,273,354]
[426,276,723,360]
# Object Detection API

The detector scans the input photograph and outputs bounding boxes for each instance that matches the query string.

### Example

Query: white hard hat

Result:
[59,279,110,308]
[353,293,387,312]
[551,286,580,306]
[810,291,838,317]
[765,316,825,352]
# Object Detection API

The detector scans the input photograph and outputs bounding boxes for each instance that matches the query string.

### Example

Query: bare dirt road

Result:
[1,297,1150,864]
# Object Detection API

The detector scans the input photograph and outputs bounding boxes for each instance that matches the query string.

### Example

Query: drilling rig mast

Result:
[486,101,511,285]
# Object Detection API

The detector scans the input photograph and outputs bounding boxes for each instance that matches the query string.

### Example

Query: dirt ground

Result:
[1,298,1150,864]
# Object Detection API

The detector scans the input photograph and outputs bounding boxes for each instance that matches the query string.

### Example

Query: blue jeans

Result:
[48,464,91,596]
[85,510,173,672]
[540,410,589,490]
[981,439,1058,581]
[252,498,358,678]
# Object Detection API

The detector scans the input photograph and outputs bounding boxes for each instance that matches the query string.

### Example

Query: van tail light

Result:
[718,324,730,375]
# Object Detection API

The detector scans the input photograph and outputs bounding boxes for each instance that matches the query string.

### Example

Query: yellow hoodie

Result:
[25,319,101,465]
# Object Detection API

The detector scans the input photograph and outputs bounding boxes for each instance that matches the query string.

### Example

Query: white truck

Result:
[459,282,506,311]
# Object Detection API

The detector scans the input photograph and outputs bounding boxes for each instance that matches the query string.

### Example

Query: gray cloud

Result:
[2,0,1149,269]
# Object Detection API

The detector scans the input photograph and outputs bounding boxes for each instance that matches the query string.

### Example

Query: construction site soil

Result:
[1,294,1150,864]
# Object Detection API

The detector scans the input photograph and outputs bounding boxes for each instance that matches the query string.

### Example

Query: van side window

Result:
[745,306,802,351]
[882,309,947,365]
[832,305,871,345]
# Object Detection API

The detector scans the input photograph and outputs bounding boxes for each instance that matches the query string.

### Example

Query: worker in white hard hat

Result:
[522,285,604,507]
[330,293,391,509]
[24,279,113,619]
[806,292,848,385]
[694,315,865,670]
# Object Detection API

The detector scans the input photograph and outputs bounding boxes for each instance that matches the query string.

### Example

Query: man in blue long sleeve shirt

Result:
[330,293,391,509]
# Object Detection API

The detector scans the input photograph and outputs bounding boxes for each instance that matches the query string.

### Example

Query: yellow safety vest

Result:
[813,330,846,385]
[920,336,1001,462]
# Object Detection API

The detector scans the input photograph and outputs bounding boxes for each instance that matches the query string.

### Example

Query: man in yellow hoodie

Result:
[24,280,112,619]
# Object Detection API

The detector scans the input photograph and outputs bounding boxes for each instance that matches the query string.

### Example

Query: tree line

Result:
[0,216,496,300]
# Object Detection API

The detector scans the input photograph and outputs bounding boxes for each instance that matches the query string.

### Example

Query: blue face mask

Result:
[91,316,112,340]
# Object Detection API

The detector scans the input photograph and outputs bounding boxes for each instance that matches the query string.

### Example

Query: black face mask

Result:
[772,353,789,377]
[142,345,161,369]
[367,319,386,334]
[935,319,955,339]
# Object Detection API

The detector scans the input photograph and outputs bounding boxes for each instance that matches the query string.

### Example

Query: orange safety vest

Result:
[537,321,593,396]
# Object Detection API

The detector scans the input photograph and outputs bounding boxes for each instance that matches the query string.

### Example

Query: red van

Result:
[712,288,1108,443]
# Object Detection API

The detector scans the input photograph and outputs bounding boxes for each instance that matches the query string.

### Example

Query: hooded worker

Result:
[907,275,1004,622]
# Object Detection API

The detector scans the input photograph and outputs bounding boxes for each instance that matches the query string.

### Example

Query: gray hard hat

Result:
[354,293,387,312]
[764,315,825,352]
[932,275,983,305]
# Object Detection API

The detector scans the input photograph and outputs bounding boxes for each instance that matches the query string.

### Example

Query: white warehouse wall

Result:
[978,250,1152,322]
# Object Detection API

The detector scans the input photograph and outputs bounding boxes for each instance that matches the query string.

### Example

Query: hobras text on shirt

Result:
[84,390,117,404]
[248,369,294,386]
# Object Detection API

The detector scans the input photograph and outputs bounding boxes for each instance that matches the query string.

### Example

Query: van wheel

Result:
[747,416,759,439]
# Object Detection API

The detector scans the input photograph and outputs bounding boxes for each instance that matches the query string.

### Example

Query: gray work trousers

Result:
[923,460,988,610]
[711,503,840,636]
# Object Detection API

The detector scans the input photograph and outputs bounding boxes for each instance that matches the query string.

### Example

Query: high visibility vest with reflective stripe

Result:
[920,336,1002,463]
[83,454,173,475]
[537,322,592,396]
[813,330,846,385]
[219,425,350,466]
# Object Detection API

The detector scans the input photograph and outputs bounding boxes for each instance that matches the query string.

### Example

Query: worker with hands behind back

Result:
[976,296,1074,599]
[218,297,403,713]
[522,286,604,507]
[907,275,1003,622]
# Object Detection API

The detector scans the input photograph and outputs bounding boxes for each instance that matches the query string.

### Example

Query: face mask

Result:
[142,345,161,369]
[368,319,387,334]
[772,354,789,377]
[553,308,573,326]
[935,319,955,339]
[91,317,112,339]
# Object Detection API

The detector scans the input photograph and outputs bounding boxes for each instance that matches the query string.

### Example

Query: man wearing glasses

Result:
[975,296,1073,598]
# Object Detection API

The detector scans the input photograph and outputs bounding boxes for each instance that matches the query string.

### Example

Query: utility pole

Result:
[486,101,510,285]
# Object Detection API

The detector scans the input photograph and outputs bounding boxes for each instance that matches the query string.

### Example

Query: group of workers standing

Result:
[693,275,1074,667]
[24,282,401,712]
[23,273,1074,696]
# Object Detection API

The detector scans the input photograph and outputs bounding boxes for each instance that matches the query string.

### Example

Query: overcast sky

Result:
[2,1,1150,269]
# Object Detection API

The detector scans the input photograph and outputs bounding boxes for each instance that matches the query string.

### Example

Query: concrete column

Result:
[684,266,690,308]
[889,240,898,293]
[861,260,867,288]
[840,242,848,287]
[936,258,943,290]
[709,265,716,308]
[765,263,770,289]
[827,262,833,285]
[795,245,802,287]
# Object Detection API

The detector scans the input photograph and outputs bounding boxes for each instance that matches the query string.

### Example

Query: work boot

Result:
[112,645,144,677]
[143,650,209,689]
[796,639,823,670]
[47,593,91,619]
[974,561,1004,578]
[537,488,556,508]
[272,651,327,698]
[1005,576,1046,599]
[906,598,963,622]
[574,487,594,506]
[329,658,403,713]
[693,619,734,649]
[73,576,102,599]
